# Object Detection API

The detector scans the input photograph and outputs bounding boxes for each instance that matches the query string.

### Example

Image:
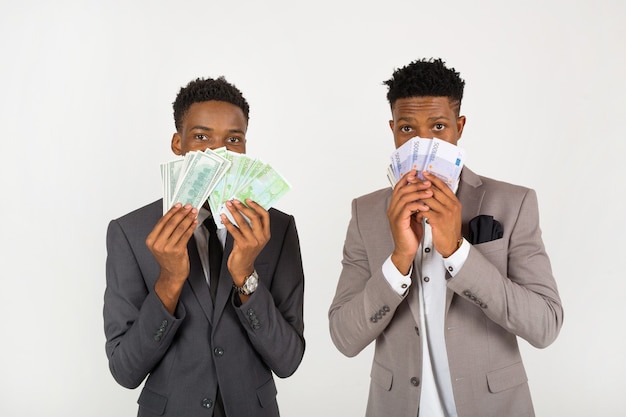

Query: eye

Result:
[194,134,209,141]
[433,123,445,131]
[400,125,413,133]
[226,136,241,143]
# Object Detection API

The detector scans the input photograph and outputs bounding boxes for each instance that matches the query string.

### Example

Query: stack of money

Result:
[161,147,291,228]
[387,137,465,189]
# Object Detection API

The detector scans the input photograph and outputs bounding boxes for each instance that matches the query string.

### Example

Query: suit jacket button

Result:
[410,377,420,386]
[214,347,224,357]
[201,398,213,408]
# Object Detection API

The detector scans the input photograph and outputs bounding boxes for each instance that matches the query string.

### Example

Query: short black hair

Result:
[172,76,250,131]
[383,58,465,115]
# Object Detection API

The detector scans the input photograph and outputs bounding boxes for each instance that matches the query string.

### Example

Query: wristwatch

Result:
[235,270,259,295]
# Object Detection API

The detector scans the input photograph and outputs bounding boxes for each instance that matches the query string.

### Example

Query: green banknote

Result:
[216,163,291,228]
[208,148,233,215]
[169,150,230,210]
[161,158,184,213]
[162,148,291,228]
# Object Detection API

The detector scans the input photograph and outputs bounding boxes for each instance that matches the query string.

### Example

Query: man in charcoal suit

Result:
[104,77,305,417]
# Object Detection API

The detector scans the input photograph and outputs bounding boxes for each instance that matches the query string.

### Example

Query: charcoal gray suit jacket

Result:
[329,167,563,417]
[104,199,305,417]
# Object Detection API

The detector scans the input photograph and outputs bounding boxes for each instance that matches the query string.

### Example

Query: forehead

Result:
[182,100,247,130]
[392,96,456,119]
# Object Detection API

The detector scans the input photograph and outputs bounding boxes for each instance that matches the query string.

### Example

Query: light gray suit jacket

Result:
[104,200,305,417]
[329,167,563,417]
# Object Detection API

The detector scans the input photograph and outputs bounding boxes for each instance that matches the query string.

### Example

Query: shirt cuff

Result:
[443,238,469,277]
[382,256,412,295]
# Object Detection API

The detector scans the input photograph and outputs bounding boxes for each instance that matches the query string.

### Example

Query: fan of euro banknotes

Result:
[387,137,466,189]
[161,147,291,228]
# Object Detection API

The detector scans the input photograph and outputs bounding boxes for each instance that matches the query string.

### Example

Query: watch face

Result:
[245,275,259,292]
[239,272,259,295]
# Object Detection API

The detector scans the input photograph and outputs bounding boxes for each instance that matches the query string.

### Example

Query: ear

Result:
[171,132,183,155]
[389,119,394,131]
[456,116,467,138]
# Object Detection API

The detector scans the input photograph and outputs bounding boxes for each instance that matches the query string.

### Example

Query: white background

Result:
[1,1,625,416]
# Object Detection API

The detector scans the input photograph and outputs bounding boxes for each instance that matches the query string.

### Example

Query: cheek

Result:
[224,143,245,154]
[393,133,409,149]
[438,133,459,146]
[435,127,460,144]
[449,128,462,143]
[184,141,212,153]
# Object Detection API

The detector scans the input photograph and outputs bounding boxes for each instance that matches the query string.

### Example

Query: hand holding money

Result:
[387,136,465,258]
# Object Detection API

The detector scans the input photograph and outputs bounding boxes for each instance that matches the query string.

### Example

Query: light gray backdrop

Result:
[1,1,624,416]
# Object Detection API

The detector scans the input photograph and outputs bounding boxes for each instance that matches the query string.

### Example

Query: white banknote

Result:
[391,136,432,179]
[424,138,465,188]
[388,136,465,189]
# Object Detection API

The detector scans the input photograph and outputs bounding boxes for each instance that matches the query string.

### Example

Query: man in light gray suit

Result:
[329,58,563,417]
[104,77,305,417]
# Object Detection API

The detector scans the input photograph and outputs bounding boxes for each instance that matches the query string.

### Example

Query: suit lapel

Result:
[457,167,485,236]
[213,233,234,324]
[186,237,215,324]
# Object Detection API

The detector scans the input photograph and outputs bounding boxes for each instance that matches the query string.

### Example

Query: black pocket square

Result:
[468,215,503,244]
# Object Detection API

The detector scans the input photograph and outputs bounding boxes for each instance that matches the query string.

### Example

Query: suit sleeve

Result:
[103,219,185,389]
[328,198,406,358]
[232,214,305,378]
[447,188,564,348]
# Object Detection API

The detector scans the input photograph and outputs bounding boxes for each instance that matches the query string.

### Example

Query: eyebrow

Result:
[427,115,451,122]
[397,115,451,123]
[191,125,245,134]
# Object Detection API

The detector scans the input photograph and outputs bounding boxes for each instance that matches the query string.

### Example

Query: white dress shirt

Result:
[383,222,469,417]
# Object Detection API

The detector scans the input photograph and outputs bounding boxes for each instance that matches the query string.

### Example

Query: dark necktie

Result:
[203,217,223,302]
[203,217,227,416]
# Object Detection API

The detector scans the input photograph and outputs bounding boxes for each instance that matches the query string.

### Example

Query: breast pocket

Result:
[474,237,505,253]
[474,238,507,272]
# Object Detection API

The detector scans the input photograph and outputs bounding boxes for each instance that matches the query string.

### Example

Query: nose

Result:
[414,128,432,139]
